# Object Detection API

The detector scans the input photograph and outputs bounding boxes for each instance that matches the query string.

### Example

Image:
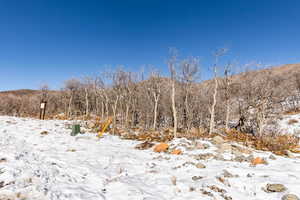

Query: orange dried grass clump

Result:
[251,157,267,165]
[171,149,182,155]
[154,143,169,153]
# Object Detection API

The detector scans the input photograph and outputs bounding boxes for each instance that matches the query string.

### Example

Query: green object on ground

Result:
[71,124,81,136]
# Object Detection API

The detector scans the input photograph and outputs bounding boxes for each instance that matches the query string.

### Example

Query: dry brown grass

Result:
[113,126,299,155]
[176,127,210,140]
[283,108,300,115]
[225,129,299,154]
[288,119,298,125]
[120,131,174,142]
[255,135,299,153]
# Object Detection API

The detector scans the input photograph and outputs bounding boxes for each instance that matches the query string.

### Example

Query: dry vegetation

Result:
[1,55,300,152]
[288,119,298,125]
[225,129,299,153]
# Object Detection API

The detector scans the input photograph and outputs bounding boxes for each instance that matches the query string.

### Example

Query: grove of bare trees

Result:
[1,52,300,137]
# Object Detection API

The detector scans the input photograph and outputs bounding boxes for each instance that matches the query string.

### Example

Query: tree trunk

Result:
[104,94,109,118]
[85,88,89,116]
[171,81,177,137]
[184,93,189,130]
[67,93,73,118]
[125,104,130,128]
[209,77,218,135]
[225,99,230,131]
[112,96,119,135]
[153,95,159,130]
[101,101,104,119]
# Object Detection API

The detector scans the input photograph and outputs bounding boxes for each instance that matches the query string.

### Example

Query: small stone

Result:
[171,176,177,185]
[192,176,203,181]
[282,194,299,200]
[218,143,232,153]
[135,141,154,150]
[182,161,196,166]
[245,155,254,162]
[265,184,287,193]
[232,149,243,157]
[212,136,224,145]
[214,154,225,161]
[217,176,231,186]
[195,163,206,169]
[269,154,277,160]
[40,131,48,135]
[86,121,96,129]
[222,170,235,178]
[232,145,252,154]
[195,142,210,149]
[234,155,247,162]
[195,142,205,149]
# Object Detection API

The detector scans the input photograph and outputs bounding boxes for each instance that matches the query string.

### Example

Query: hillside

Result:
[0,89,40,96]
[1,63,300,132]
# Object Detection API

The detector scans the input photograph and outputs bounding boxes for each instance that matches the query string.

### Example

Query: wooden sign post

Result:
[39,101,47,120]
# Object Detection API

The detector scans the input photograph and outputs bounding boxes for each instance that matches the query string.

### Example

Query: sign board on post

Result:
[39,101,47,120]
[40,102,46,109]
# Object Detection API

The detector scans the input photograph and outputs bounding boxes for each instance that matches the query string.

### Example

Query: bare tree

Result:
[82,77,94,117]
[40,84,50,102]
[179,57,200,130]
[146,69,163,130]
[109,68,129,133]
[64,78,81,118]
[168,48,178,137]
[209,48,227,135]
[221,62,233,131]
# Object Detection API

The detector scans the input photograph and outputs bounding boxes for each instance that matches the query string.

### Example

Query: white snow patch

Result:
[0,116,299,200]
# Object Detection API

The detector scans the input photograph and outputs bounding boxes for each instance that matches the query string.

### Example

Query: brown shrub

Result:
[120,130,174,142]
[254,134,299,152]
[225,129,299,153]
[225,129,256,146]
[177,127,209,140]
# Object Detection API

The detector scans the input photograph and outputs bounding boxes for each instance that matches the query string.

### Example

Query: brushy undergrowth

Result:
[225,129,300,154]
[111,126,299,155]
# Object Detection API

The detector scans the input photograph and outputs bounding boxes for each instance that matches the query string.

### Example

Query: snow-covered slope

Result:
[0,116,299,200]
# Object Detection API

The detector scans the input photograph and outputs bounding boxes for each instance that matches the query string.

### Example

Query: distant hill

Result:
[0,89,41,96]
[1,63,300,118]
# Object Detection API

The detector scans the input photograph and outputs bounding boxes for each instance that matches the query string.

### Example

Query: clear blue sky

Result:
[1,0,300,91]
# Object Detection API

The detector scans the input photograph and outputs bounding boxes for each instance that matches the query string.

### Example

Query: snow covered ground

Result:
[0,116,299,200]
